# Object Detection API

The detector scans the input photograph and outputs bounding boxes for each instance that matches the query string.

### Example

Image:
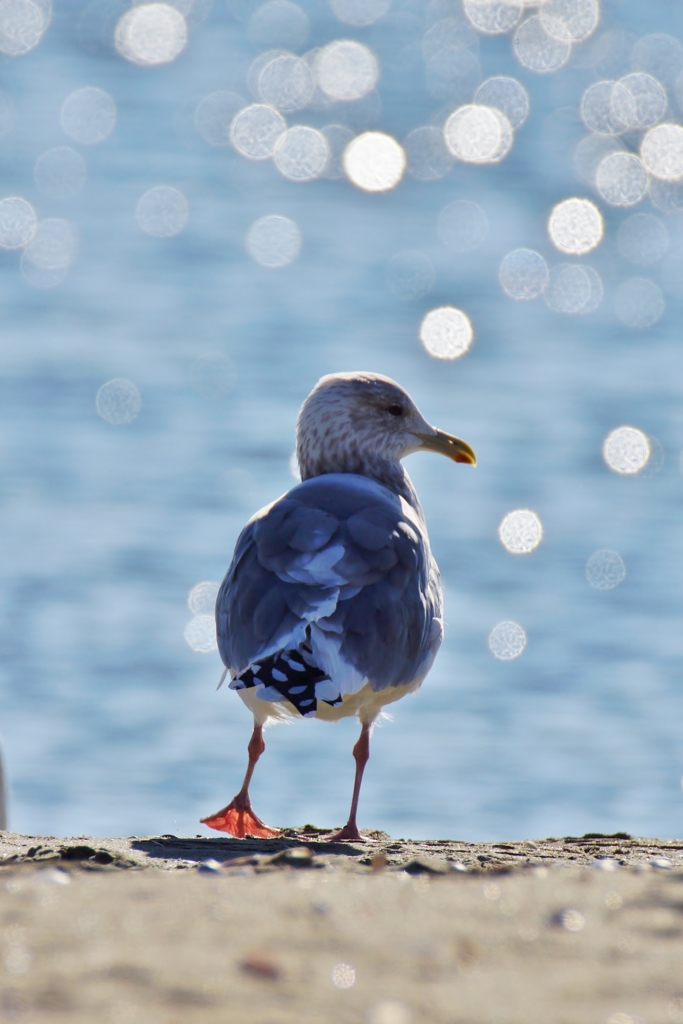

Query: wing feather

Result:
[216,473,442,692]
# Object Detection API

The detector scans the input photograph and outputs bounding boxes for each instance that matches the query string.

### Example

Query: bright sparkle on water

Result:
[614,277,664,328]
[114,3,187,66]
[194,91,243,146]
[330,0,389,28]
[60,86,116,145]
[315,40,378,102]
[488,621,527,660]
[444,104,512,164]
[545,263,602,315]
[464,0,522,36]
[387,251,434,301]
[499,249,548,300]
[595,152,648,207]
[513,15,571,74]
[258,54,314,113]
[187,581,219,615]
[96,378,142,426]
[343,132,405,192]
[618,214,668,265]
[640,124,683,181]
[498,509,542,554]
[475,76,529,128]
[574,134,623,186]
[136,186,188,238]
[246,214,301,267]
[184,615,217,653]
[586,550,626,590]
[34,146,86,200]
[603,426,650,475]
[438,200,488,252]
[0,0,48,55]
[404,127,453,181]
[542,0,599,43]
[0,196,36,249]
[548,198,603,255]
[332,963,356,989]
[274,125,328,181]
[611,73,666,130]
[419,306,473,360]
[230,104,286,161]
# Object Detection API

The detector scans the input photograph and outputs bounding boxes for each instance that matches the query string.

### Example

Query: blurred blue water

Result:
[1,0,683,840]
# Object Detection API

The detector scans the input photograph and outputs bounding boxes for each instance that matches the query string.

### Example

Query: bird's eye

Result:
[386,404,404,417]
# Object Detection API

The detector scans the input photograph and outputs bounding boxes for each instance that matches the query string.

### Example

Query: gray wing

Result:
[216,473,442,692]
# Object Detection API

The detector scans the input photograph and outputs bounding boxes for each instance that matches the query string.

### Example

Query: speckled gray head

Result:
[296,371,476,482]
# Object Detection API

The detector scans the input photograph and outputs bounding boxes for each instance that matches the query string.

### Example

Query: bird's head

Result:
[296,371,476,482]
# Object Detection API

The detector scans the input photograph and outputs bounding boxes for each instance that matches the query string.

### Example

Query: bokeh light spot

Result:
[343,131,405,192]
[444,104,512,164]
[258,54,314,113]
[246,214,301,267]
[315,40,378,101]
[513,15,571,73]
[321,123,354,179]
[96,378,142,425]
[420,306,473,359]
[580,80,623,135]
[475,76,529,128]
[114,3,187,66]
[332,963,356,989]
[603,426,650,474]
[438,199,487,251]
[614,277,664,327]
[499,248,548,300]
[641,124,683,181]
[595,152,648,207]
[0,0,48,56]
[464,0,522,36]
[136,186,188,238]
[184,615,217,653]
[34,146,86,199]
[586,550,626,590]
[274,125,328,181]
[499,509,542,553]
[60,86,116,145]
[544,263,602,314]
[188,581,219,615]
[548,198,603,255]
[230,103,286,160]
[541,0,599,43]
[387,250,434,301]
[0,196,36,249]
[488,621,527,660]
[611,73,666,130]
[23,217,77,270]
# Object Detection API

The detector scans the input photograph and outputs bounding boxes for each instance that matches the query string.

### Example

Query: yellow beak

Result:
[414,429,477,466]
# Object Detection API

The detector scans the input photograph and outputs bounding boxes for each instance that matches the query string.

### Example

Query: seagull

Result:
[201,372,476,841]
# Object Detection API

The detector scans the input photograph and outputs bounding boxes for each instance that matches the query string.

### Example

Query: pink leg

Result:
[201,722,280,838]
[325,722,373,842]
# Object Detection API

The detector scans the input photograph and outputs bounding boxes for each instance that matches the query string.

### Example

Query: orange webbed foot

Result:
[200,800,280,838]
[323,823,376,843]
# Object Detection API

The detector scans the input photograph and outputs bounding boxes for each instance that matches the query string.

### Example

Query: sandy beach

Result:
[1,830,683,1023]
